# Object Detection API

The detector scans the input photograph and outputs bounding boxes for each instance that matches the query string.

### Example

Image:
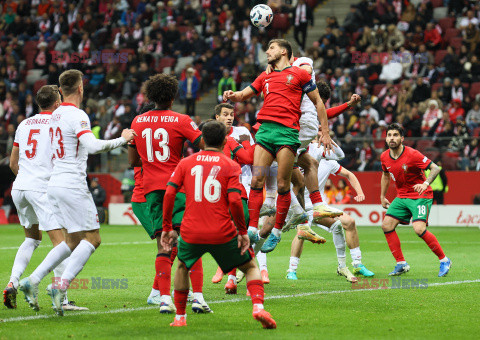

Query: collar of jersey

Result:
[203,149,222,153]
[389,145,405,160]
[61,103,78,108]
[273,66,292,72]
[38,111,52,115]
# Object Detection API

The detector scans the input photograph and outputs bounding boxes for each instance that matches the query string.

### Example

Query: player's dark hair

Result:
[386,123,405,137]
[144,74,178,109]
[36,85,59,110]
[317,80,331,103]
[59,69,83,97]
[201,119,227,149]
[214,103,234,116]
[268,39,293,60]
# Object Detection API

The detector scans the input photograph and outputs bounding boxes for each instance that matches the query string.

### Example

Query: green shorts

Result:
[255,121,301,157]
[386,198,433,225]
[177,236,254,272]
[145,190,186,239]
[131,202,154,237]
[242,198,249,226]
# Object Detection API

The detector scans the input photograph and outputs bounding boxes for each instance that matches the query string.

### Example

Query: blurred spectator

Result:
[411,77,431,103]
[460,138,479,171]
[104,116,122,140]
[421,100,442,134]
[90,177,106,207]
[447,99,465,122]
[424,22,441,51]
[466,101,480,131]
[360,100,379,123]
[324,178,338,204]
[54,34,73,53]
[182,67,199,116]
[451,78,466,102]
[217,69,236,103]
[357,141,375,171]
[293,0,314,51]
[335,179,354,204]
[343,5,362,33]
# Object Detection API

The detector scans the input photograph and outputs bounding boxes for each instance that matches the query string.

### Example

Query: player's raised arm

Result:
[9,145,19,176]
[79,128,136,154]
[223,86,256,103]
[338,167,365,202]
[307,88,333,152]
[326,94,361,119]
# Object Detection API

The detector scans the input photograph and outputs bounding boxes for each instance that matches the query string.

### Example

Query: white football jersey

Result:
[48,103,92,189]
[229,126,255,191]
[305,149,341,203]
[12,112,54,192]
[293,57,316,115]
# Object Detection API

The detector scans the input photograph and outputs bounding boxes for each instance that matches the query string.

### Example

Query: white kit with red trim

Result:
[12,111,54,192]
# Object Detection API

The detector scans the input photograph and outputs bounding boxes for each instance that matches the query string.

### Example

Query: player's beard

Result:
[267,52,282,66]
[388,140,401,151]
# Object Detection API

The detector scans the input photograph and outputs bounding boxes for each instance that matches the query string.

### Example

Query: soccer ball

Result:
[250,4,274,28]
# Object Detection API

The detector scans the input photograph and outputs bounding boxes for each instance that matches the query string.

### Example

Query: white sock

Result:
[264,196,275,207]
[332,221,346,267]
[289,256,300,272]
[290,192,305,215]
[161,295,173,305]
[193,292,204,301]
[350,247,362,266]
[30,241,72,285]
[175,314,186,320]
[9,238,41,288]
[53,258,69,281]
[272,228,281,237]
[397,261,407,265]
[150,288,160,297]
[60,240,95,289]
[227,275,237,284]
[313,202,324,208]
[248,226,258,234]
[256,251,267,271]
[440,257,449,262]
[253,303,264,310]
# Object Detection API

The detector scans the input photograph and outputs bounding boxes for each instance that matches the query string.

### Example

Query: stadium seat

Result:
[174,56,194,75]
[438,17,456,32]
[433,7,448,20]
[431,0,444,8]
[449,37,463,53]
[403,140,416,147]
[434,49,447,66]
[33,79,47,95]
[416,139,435,152]
[156,57,176,73]
[305,0,317,8]
[473,127,480,137]
[177,25,190,34]
[424,150,440,162]
[109,195,124,204]
[272,13,290,32]
[468,82,480,99]
[441,153,459,170]
[444,28,461,42]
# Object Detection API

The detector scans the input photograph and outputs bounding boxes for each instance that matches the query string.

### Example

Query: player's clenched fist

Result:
[121,129,137,142]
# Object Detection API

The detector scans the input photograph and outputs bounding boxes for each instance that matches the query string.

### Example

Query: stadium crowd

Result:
[0,0,479,172]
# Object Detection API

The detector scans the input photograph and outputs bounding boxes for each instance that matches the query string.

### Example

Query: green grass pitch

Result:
[0,224,479,339]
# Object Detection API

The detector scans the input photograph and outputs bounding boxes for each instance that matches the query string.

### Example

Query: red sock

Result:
[246,279,264,305]
[174,289,189,315]
[152,265,159,290]
[420,230,446,260]
[384,230,405,262]
[227,268,237,276]
[170,245,178,263]
[274,190,291,230]
[189,258,203,293]
[309,190,323,204]
[248,187,263,229]
[155,255,172,296]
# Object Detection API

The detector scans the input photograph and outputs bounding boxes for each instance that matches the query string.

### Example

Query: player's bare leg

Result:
[382,216,410,276]
[286,235,304,280]
[412,221,451,277]
[261,148,295,253]
[283,168,309,232]
[248,146,275,244]
[171,262,190,327]
[5,225,41,309]
[239,259,276,329]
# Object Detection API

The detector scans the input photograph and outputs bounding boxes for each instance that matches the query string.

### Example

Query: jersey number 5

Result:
[26,129,40,159]
[191,165,221,203]
[142,128,170,162]
[49,127,65,159]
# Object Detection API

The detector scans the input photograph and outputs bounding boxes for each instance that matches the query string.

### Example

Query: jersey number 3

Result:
[191,165,221,203]
[142,128,170,162]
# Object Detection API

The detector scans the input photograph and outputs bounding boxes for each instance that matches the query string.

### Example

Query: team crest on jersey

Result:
[286,75,294,85]
[191,121,198,130]
[402,164,408,173]
[81,121,88,129]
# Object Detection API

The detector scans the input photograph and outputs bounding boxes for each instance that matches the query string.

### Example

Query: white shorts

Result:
[47,187,100,233]
[12,189,60,231]
[298,113,319,154]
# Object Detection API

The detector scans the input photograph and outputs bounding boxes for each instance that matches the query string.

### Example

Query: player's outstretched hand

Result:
[237,234,250,255]
[121,129,137,143]
[161,230,177,252]
[320,132,333,154]
[348,94,361,107]
[413,183,428,195]
[381,197,390,209]
[354,194,365,202]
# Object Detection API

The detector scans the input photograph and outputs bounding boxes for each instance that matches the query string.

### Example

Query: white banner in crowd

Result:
[109,203,480,227]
